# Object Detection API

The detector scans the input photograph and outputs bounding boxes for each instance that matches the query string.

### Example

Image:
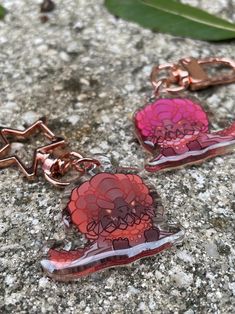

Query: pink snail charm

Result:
[41,172,184,280]
[134,98,235,172]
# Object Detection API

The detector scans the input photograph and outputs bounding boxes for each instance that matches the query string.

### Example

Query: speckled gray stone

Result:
[0,0,234,313]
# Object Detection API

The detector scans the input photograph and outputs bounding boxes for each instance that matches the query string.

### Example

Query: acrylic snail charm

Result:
[41,168,184,280]
[134,58,235,172]
[134,97,235,172]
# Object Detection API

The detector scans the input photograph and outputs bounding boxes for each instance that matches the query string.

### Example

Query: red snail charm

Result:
[41,172,184,280]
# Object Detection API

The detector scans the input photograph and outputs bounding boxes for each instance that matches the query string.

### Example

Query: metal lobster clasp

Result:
[151,57,235,94]
[0,119,101,188]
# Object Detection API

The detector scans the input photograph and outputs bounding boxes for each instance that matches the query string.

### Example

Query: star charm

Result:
[0,118,65,180]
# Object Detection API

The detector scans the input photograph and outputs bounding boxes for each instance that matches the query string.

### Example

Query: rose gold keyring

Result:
[42,152,101,188]
[150,64,189,95]
[0,118,101,188]
[151,57,235,94]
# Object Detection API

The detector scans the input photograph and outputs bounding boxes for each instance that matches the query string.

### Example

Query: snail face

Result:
[134,98,209,151]
[98,197,153,232]
[66,173,155,241]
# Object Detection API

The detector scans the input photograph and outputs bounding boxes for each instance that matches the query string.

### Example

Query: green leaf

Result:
[105,0,235,41]
[0,5,6,19]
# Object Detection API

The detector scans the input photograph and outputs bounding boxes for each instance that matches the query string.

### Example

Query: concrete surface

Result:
[0,0,234,313]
